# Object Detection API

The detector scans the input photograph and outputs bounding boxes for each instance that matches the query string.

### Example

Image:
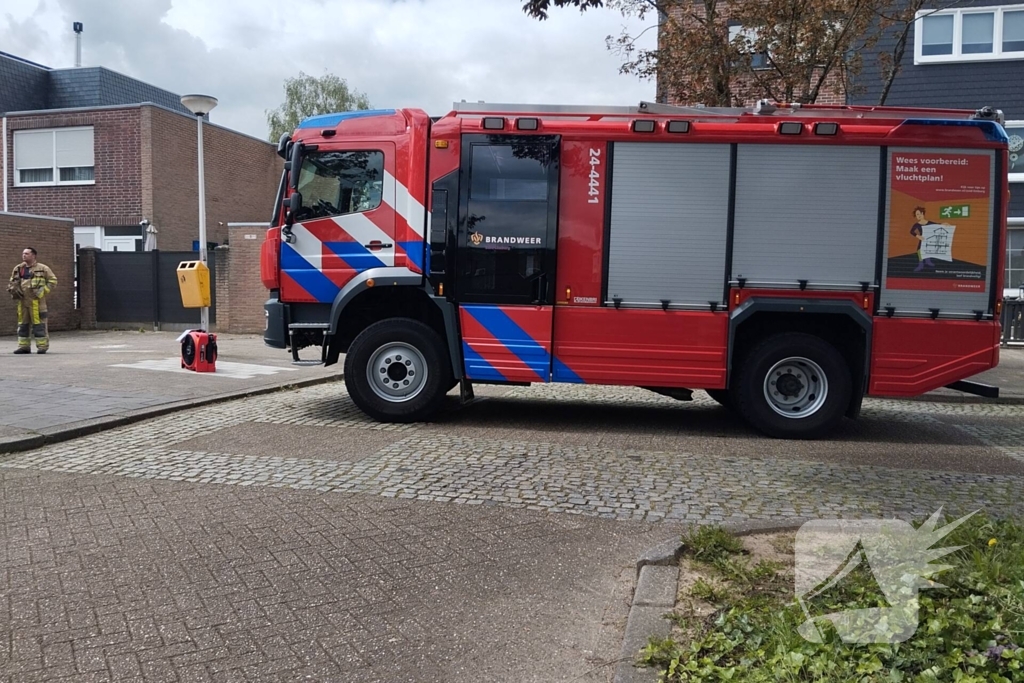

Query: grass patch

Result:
[640,514,1024,682]
[681,525,746,563]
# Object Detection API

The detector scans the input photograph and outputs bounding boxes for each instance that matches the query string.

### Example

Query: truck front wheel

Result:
[733,333,851,439]
[344,318,452,423]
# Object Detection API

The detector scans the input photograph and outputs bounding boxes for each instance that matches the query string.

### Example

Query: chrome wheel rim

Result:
[367,342,428,403]
[763,357,828,419]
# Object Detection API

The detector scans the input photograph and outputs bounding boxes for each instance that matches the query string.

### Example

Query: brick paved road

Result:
[3,384,1024,681]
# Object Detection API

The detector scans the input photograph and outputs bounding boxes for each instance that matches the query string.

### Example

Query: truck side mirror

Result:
[290,142,303,190]
[284,192,302,230]
[277,134,292,160]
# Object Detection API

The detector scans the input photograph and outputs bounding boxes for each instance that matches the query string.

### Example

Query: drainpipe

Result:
[2,115,7,212]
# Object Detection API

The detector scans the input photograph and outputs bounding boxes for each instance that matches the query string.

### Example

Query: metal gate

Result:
[1003,300,1024,344]
[94,250,216,325]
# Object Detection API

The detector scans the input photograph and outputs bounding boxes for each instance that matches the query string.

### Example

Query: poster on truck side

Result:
[885,149,993,292]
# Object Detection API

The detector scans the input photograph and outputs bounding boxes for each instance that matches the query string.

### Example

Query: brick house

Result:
[1,51,283,254]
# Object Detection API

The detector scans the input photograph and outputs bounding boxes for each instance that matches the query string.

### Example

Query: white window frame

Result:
[914,5,1024,64]
[1006,218,1024,296]
[1008,120,1024,184]
[13,126,95,187]
[728,24,772,71]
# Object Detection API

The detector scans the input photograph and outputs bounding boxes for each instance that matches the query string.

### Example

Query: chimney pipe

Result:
[73,22,83,67]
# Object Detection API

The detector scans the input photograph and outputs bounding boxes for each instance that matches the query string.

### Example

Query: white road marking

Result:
[111,357,298,379]
[92,344,129,349]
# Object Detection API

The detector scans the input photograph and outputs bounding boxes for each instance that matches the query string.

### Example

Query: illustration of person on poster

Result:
[886,150,992,292]
[909,207,937,272]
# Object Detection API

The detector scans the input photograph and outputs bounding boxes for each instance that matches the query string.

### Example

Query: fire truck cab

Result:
[262,101,1009,438]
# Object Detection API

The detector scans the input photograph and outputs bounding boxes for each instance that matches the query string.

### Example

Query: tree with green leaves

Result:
[265,72,371,142]
[521,0,920,106]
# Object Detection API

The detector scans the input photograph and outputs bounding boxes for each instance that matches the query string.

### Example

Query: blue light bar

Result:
[297,109,397,129]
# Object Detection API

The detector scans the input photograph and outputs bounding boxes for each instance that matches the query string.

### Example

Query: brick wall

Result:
[6,109,143,227]
[212,225,269,334]
[0,212,76,333]
[144,106,282,251]
[213,245,231,332]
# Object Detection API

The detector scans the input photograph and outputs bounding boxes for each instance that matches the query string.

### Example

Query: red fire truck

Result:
[261,101,1009,438]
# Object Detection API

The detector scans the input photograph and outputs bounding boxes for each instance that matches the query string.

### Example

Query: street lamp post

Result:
[179,94,218,332]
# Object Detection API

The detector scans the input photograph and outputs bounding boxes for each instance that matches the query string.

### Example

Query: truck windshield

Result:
[295,150,384,219]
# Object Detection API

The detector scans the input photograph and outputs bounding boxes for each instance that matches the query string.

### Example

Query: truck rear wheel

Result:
[733,333,851,439]
[344,318,452,423]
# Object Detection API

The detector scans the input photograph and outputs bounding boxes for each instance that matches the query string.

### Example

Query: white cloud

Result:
[2,0,655,139]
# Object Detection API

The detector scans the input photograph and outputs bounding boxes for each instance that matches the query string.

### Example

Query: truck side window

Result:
[458,138,559,304]
[296,150,384,219]
[470,145,549,202]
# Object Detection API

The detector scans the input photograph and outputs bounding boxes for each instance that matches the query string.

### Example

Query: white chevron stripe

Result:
[291,223,324,269]
[331,214,395,267]
[386,170,425,238]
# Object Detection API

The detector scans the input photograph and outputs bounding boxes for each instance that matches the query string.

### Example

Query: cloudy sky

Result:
[1,0,656,140]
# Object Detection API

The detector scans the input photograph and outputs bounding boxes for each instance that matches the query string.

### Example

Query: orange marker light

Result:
[366,279,375,288]
[434,140,449,149]
[439,283,444,296]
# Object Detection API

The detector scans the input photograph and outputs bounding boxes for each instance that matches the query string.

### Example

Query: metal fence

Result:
[94,250,216,326]
[1003,300,1024,344]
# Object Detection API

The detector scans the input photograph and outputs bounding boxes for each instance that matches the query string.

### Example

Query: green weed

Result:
[639,514,1024,682]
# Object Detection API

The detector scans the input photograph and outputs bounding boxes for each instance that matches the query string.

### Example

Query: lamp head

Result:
[180,94,218,117]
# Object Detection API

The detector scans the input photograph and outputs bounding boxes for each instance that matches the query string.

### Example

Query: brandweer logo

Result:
[795,509,973,644]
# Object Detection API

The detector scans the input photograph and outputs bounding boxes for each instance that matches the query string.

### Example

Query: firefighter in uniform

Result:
[8,247,57,354]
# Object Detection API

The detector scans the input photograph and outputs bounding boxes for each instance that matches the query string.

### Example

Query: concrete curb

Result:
[0,373,344,456]
[902,392,1024,406]
[614,522,806,683]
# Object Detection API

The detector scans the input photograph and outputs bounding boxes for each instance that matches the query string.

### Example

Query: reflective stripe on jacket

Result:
[9,262,57,300]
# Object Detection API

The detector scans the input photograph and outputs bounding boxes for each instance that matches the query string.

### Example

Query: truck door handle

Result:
[364,241,393,250]
[532,273,547,304]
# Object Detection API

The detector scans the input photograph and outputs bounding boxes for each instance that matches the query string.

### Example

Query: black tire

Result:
[733,333,851,439]
[344,318,452,423]
[705,389,733,411]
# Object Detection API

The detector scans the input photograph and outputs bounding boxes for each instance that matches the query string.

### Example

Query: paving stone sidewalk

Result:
[0,330,340,451]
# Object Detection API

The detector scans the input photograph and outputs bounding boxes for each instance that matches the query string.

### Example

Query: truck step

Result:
[289,323,330,330]
[291,359,324,367]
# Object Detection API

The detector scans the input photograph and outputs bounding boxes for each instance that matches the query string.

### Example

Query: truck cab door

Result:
[454,135,559,383]
[281,143,396,303]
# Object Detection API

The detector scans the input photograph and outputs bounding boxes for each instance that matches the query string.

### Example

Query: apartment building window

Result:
[915,6,1024,64]
[1007,229,1024,291]
[13,127,95,186]
[729,24,770,70]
